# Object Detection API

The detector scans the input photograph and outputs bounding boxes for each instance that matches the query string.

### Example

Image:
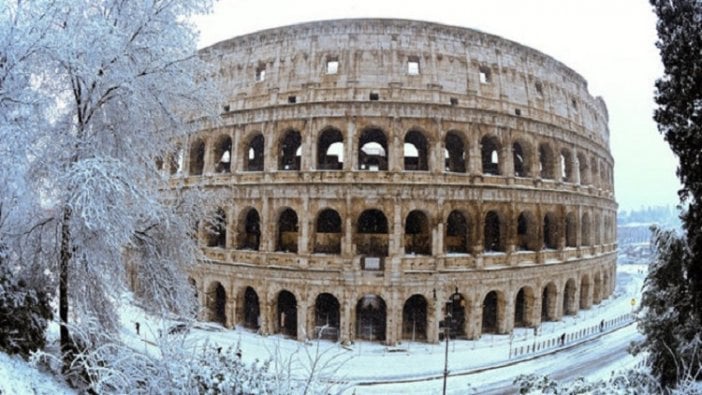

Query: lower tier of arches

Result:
[191,254,615,345]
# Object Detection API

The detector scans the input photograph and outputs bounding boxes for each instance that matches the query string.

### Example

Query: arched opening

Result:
[517,211,538,251]
[603,271,611,297]
[581,212,591,246]
[277,290,297,337]
[514,287,535,327]
[402,295,428,341]
[188,277,198,301]
[444,132,466,173]
[356,209,389,256]
[565,212,577,247]
[207,282,226,326]
[213,135,232,173]
[481,136,501,175]
[314,209,342,254]
[168,144,183,175]
[237,208,261,250]
[539,143,555,179]
[315,293,340,341]
[593,272,602,304]
[482,291,502,334]
[276,208,298,253]
[278,130,302,170]
[243,287,260,329]
[404,130,429,171]
[594,214,602,245]
[359,128,388,171]
[563,279,577,316]
[189,138,205,176]
[560,148,573,182]
[446,210,469,253]
[513,141,529,177]
[244,134,264,171]
[445,292,467,338]
[577,152,589,185]
[543,212,558,250]
[484,210,503,252]
[580,275,591,309]
[590,157,599,186]
[317,128,344,170]
[205,208,227,248]
[356,295,386,341]
[404,210,431,255]
[541,282,557,321]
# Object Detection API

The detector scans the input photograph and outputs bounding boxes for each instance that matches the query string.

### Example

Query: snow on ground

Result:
[114,263,647,393]
[0,351,75,395]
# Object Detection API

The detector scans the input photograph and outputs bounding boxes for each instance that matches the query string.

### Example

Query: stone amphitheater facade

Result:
[174,19,617,345]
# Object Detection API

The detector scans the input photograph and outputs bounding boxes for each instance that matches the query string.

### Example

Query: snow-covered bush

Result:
[0,264,52,357]
[514,370,661,394]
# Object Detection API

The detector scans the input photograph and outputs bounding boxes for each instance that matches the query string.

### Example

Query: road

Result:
[348,324,643,394]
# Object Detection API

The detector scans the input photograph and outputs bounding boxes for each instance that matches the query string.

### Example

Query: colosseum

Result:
[174,19,617,345]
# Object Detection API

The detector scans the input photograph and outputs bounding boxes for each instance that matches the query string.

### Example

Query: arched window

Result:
[446,210,469,253]
[314,209,342,254]
[513,141,529,177]
[560,148,573,182]
[517,211,538,251]
[565,212,577,247]
[213,135,232,173]
[563,279,577,316]
[356,209,389,256]
[580,274,591,309]
[168,143,183,175]
[482,291,503,334]
[581,212,591,246]
[207,282,226,326]
[315,293,340,340]
[481,136,500,175]
[404,210,431,255]
[543,212,558,249]
[484,211,503,252]
[237,208,260,250]
[276,208,298,253]
[590,157,599,186]
[277,290,297,337]
[356,295,386,341]
[444,132,466,173]
[539,143,554,179]
[402,295,428,341]
[577,152,589,185]
[359,128,388,171]
[189,138,205,175]
[317,128,344,170]
[541,282,557,321]
[242,287,260,329]
[514,287,534,327]
[278,130,302,170]
[404,130,429,171]
[244,134,264,171]
[205,208,227,248]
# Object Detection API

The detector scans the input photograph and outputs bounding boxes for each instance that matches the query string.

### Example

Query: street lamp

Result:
[440,298,455,395]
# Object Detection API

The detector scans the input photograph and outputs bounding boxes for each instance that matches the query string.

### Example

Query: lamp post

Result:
[442,312,451,395]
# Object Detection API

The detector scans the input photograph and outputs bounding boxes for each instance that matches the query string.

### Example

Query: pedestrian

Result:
[600,319,604,332]
[135,321,140,336]
[560,333,566,346]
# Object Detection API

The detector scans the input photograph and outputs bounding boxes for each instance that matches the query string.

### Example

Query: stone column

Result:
[232,128,241,173]
[203,137,215,175]
[468,137,481,175]
[299,196,310,254]
[501,140,513,177]
[347,120,356,171]
[297,300,308,341]
[264,122,277,172]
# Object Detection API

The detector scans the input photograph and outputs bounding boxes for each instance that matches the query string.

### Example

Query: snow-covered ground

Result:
[0,263,647,394]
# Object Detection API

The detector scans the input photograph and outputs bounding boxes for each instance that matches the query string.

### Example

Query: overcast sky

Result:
[194,0,679,212]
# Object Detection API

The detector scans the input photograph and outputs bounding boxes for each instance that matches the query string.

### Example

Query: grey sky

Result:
[194,0,679,212]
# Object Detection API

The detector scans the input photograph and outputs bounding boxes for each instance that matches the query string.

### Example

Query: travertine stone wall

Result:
[172,19,617,346]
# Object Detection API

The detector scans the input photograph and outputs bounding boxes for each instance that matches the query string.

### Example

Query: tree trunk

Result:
[60,206,72,372]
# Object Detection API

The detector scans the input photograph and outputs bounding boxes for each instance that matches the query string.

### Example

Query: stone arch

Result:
[237,207,261,250]
[317,128,344,170]
[541,282,558,321]
[402,294,428,341]
[593,271,603,304]
[484,210,505,252]
[481,290,505,334]
[167,143,183,175]
[590,157,599,186]
[212,134,232,173]
[244,133,264,171]
[517,210,539,251]
[539,142,555,179]
[314,208,342,254]
[444,131,466,173]
[577,152,589,185]
[404,130,429,171]
[356,294,387,341]
[206,281,227,326]
[481,135,501,175]
[315,293,340,340]
[358,128,388,171]
[594,214,602,245]
[514,286,536,327]
[563,278,578,315]
[189,137,205,176]
[581,212,591,246]
[356,209,389,256]
[278,129,302,170]
[404,210,431,255]
[276,290,297,337]
[445,292,468,338]
[565,212,577,248]
[560,148,574,182]
[603,270,611,297]
[580,274,592,309]
[205,207,227,248]
[276,208,299,253]
[543,211,558,250]
[241,286,260,329]
[512,140,531,177]
[446,210,471,253]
